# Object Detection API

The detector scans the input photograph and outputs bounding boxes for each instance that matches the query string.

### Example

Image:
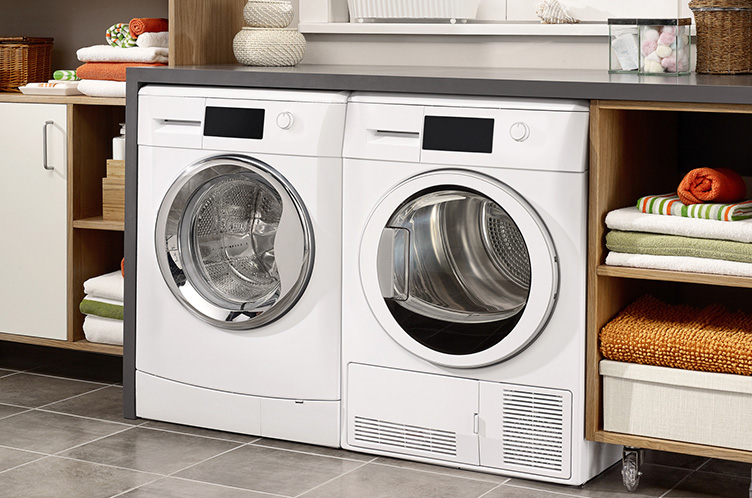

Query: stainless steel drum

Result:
[378,188,531,324]
[155,155,313,329]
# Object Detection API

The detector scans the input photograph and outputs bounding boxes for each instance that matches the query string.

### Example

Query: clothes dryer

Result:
[135,86,347,446]
[341,93,618,482]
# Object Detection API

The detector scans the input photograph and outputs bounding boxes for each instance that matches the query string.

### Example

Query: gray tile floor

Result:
[0,342,750,498]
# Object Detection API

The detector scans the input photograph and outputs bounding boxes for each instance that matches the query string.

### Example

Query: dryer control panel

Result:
[343,93,590,173]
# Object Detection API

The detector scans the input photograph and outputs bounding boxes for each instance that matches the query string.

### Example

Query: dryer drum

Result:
[380,188,532,325]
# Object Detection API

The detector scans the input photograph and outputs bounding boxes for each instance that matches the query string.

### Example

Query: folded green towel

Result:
[606,230,752,264]
[79,299,123,321]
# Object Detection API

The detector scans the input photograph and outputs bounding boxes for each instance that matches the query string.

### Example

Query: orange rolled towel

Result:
[677,167,747,205]
[76,62,167,82]
[129,18,169,37]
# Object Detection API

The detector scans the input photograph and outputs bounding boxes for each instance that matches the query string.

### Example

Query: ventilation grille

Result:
[353,416,457,457]
[500,389,568,474]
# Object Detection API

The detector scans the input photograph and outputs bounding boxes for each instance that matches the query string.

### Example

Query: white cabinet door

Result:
[479,381,572,479]
[0,103,67,340]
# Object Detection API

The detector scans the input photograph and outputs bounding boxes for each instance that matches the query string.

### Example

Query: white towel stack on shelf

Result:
[81,270,124,346]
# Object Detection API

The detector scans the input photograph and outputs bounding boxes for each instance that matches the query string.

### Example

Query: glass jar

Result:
[638,18,692,75]
[608,19,640,73]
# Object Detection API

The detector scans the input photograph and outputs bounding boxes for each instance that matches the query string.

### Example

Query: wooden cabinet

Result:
[0,94,125,355]
[586,100,752,463]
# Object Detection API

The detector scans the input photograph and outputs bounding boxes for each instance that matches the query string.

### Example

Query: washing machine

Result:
[341,93,619,483]
[135,86,347,447]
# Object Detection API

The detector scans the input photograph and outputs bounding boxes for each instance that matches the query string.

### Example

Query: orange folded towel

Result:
[76,62,167,82]
[129,18,169,37]
[677,167,747,205]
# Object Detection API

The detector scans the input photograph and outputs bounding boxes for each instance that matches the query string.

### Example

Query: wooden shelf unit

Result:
[587,99,752,463]
[0,93,125,356]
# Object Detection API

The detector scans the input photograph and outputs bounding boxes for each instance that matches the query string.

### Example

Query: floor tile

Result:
[475,484,581,498]
[0,403,27,420]
[0,410,128,454]
[121,477,277,497]
[175,444,364,496]
[252,438,374,462]
[505,463,692,497]
[139,420,260,443]
[0,456,157,498]
[0,372,105,408]
[698,458,752,478]
[42,385,138,425]
[59,427,242,475]
[0,446,44,472]
[300,461,500,498]
[372,455,509,483]
[665,470,752,497]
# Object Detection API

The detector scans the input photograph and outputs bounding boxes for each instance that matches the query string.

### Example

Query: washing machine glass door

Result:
[361,170,558,368]
[156,155,313,329]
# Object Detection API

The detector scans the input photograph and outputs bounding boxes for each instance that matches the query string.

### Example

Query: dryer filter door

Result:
[155,155,314,329]
[361,170,558,368]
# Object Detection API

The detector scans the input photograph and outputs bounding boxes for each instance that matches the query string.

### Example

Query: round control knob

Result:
[509,122,530,142]
[276,112,294,130]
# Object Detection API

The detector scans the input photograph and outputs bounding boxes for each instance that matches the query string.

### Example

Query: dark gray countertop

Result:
[128,64,752,105]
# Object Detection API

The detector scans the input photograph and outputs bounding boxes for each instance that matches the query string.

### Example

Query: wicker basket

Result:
[233,28,305,66]
[0,37,54,91]
[689,0,752,74]
[243,0,294,28]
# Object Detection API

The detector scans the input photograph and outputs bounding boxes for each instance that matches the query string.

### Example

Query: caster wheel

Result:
[622,450,642,492]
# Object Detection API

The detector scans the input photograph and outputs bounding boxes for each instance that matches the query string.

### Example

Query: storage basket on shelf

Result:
[0,37,53,91]
[689,0,752,74]
[348,0,480,22]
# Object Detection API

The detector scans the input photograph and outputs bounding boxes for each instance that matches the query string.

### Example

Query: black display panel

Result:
[422,116,494,154]
[204,107,265,139]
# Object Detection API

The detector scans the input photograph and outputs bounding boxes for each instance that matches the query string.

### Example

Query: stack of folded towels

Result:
[76,18,169,98]
[80,265,124,346]
[605,167,752,277]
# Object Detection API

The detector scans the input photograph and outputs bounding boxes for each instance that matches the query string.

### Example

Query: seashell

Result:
[535,0,580,24]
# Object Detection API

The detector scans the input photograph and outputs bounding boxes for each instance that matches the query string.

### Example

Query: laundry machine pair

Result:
[134,85,616,483]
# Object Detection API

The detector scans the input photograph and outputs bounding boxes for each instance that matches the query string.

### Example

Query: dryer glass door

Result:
[361,170,558,368]
[155,155,314,329]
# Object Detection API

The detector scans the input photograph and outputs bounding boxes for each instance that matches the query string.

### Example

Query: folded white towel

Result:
[83,315,123,346]
[76,45,169,63]
[78,80,126,98]
[83,270,124,302]
[606,251,752,278]
[136,31,169,48]
[605,206,752,244]
[83,295,122,306]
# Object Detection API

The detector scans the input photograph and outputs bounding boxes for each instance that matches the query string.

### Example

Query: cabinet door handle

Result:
[43,120,54,171]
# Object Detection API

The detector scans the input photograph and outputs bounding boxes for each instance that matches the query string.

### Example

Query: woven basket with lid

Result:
[0,37,54,91]
[689,0,752,74]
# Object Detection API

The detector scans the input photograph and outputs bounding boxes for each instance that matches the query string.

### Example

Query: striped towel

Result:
[637,193,752,221]
[105,23,137,48]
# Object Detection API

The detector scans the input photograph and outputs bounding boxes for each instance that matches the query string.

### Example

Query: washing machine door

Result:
[360,170,558,368]
[155,154,313,329]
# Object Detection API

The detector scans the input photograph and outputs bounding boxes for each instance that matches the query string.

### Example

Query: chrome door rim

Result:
[155,154,314,329]
[360,169,559,368]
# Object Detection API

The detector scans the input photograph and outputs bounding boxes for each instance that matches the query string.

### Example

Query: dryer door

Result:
[360,170,558,368]
[155,154,314,329]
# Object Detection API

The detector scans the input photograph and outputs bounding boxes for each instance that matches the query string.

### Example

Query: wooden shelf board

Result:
[73,216,124,231]
[596,264,752,288]
[594,430,752,463]
[0,93,125,106]
[592,100,752,115]
[0,332,122,356]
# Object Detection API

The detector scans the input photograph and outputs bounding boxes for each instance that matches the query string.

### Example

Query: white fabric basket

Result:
[348,0,480,20]
[233,28,306,67]
[243,0,294,28]
[600,360,752,451]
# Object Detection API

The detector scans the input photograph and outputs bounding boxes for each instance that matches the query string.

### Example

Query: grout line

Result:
[136,423,260,444]
[35,384,113,410]
[293,460,372,498]
[51,424,137,456]
[53,453,166,478]
[476,483,505,498]
[659,469,695,498]
[370,459,509,485]
[107,477,169,498]
[0,407,34,420]
[33,407,139,427]
[249,441,381,463]
[502,481,587,498]
[169,475,291,497]
[161,444,248,478]
[9,370,111,387]
[0,454,50,476]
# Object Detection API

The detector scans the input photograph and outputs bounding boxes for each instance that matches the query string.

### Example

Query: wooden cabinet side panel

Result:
[170,0,246,66]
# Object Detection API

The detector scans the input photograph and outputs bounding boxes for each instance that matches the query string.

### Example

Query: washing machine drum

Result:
[364,171,559,368]
[155,155,314,329]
